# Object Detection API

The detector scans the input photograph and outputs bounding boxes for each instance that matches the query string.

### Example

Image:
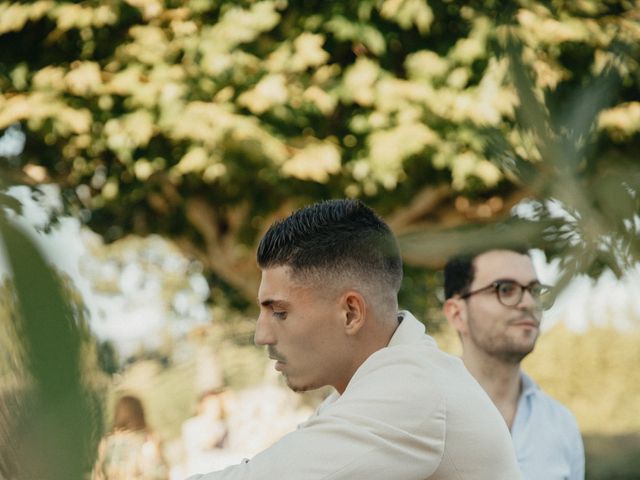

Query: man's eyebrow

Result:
[491,277,540,285]
[259,299,291,308]
[490,276,538,281]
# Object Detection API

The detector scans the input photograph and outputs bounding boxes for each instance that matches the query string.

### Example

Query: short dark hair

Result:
[443,246,529,299]
[257,199,403,293]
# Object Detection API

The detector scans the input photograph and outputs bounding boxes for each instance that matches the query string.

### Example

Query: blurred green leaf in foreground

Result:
[0,212,101,480]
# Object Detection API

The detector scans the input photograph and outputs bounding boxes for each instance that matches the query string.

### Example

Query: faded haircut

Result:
[257,199,403,294]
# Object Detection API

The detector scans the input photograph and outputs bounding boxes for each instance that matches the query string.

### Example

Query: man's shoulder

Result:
[351,340,444,390]
[345,333,476,412]
[523,374,580,431]
[369,331,462,378]
[337,335,459,408]
[539,390,579,423]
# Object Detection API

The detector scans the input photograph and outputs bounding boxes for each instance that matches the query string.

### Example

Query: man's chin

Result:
[497,344,535,364]
[290,385,314,393]
[285,377,318,393]
[509,328,539,350]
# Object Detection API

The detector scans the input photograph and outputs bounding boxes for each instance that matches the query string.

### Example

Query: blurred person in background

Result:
[443,247,584,480]
[188,199,522,479]
[92,394,168,480]
[181,389,230,476]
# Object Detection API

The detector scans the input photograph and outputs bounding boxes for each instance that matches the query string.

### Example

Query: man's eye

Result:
[498,282,517,296]
[273,311,287,320]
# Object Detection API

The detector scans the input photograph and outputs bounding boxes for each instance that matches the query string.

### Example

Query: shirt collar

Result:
[388,310,435,347]
[520,371,539,398]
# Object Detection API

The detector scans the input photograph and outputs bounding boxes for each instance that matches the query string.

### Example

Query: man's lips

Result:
[512,321,538,328]
[268,348,286,365]
[509,315,540,328]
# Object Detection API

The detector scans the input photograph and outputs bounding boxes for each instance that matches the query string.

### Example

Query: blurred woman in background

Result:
[92,394,168,480]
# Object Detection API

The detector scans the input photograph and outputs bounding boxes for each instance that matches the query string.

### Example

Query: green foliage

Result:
[1,0,638,307]
[398,263,443,329]
[0,278,28,393]
[0,218,102,480]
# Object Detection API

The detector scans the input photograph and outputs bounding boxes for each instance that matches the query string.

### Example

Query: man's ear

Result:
[443,298,467,336]
[342,291,366,336]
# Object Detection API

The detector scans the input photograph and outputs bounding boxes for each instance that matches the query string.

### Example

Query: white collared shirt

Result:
[188,312,523,479]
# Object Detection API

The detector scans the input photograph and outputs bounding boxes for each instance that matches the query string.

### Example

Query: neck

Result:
[334,311,399,395]
[462,348,522,429]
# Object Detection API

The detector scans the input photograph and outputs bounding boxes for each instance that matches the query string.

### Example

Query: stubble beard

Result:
[468,312,539,365]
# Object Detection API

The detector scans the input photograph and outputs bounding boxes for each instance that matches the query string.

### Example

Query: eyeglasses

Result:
[460,279,553,309]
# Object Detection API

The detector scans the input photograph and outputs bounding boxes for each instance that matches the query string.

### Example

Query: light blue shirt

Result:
[512,372,585,480]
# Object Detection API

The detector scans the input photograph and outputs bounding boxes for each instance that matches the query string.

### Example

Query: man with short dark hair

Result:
[189,199,522,480]
[443,248,584,480]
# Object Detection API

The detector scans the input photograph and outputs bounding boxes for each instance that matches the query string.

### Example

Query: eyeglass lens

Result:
[497,281,547,306]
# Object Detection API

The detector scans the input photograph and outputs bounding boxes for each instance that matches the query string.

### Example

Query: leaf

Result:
[238,74,289,114]
[0,192,23,216]
[281,142,341,183]
[380,0,433,34]
[0,218,101,480]
[291,33,330,71]
[399,218,547,268]
[598,102,640,140]
[324,16,386,56]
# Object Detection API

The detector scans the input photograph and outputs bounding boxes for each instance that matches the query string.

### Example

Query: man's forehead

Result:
[258,264,341,304]
[258,265,309,301]
[259,265,291,293]
[472,250,537,283]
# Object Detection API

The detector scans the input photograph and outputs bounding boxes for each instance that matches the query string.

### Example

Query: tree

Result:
[1,0,638,309]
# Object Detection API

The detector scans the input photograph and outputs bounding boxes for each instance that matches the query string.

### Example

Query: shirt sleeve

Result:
[187,351,447,480]
[186,409,445,480]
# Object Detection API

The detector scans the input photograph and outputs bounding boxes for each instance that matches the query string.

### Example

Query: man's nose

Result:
[517,288,538,311]
[254,312,275,346]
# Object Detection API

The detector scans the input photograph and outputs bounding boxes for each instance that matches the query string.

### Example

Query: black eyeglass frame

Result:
[459,279,553,309]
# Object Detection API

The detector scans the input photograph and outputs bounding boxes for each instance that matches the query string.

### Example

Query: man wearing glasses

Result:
[443,248,584,480]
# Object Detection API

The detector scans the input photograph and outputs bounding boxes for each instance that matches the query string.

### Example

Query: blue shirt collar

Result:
[520,371,539,398]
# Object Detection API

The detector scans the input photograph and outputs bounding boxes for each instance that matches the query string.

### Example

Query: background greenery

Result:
[1,0,639,478]
[1,0,638,314]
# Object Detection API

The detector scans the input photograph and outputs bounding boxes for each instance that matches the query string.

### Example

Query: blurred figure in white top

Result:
[181,389,235,476]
